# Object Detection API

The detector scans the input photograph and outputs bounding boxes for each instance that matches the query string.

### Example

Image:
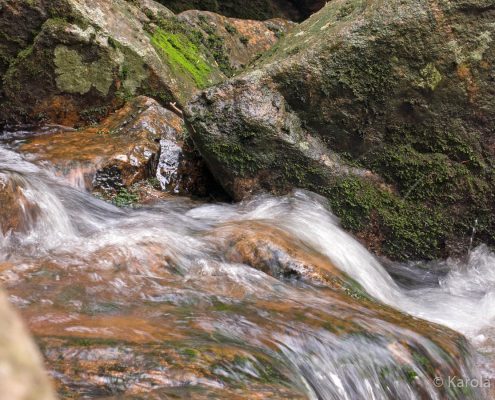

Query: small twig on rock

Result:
[169,102,183,117]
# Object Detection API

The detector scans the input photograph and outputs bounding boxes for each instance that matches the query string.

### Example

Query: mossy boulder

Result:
[0,0,242,126]
[0,0,291,126]
[187,0,495,261]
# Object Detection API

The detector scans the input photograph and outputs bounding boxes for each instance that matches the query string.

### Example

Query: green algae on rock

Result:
[151,28,214,89]
[186,0,495,261]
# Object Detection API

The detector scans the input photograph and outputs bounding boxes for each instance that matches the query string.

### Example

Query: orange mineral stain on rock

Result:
[213,221,346,285]
[20,96,216,199]
[33,95,88,127]
[0,173,40,235]
[21,97,180,191]
[457,63,479,102]
[0,214,471,398]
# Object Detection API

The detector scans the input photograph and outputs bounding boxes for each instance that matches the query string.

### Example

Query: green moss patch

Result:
[327,176,448,261]
[151,28,212,89]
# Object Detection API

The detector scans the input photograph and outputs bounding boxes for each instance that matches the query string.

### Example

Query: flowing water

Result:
[1,138,495,399]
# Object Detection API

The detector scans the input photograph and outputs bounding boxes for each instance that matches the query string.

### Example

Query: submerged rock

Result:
[1,210,485,399]
[21,96,214,199]
[187,0,495,261]
[0,148,486,398]
[0,0,288,126]
[0,289,56,400]
[212,221,350,287]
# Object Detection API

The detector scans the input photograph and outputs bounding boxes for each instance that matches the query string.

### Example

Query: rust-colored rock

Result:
[1,218,479,398]
[0,173,39,236]
[21,96,216,199]
[22,97,165,191]
[212,221,347,287]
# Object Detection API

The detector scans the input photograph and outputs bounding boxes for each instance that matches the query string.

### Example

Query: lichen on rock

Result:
[54,45,114,95]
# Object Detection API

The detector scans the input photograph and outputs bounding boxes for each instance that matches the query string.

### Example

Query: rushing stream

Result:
[1,141,494,399]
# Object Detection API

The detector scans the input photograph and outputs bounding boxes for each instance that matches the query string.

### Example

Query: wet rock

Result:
[0,173,39,236]
[213,221,350,288]
[187,0,495,261]
[0,289,56,400]
[21,96,215,199]
[1,219,483,399]
[36,336,303,399]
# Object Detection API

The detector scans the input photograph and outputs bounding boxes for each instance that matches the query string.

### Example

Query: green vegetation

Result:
[342,278,372,301]
[64,336,123,347]
[402,366,418,383]
[151,28,212,88]
[179,348,199,359]
[112,188,139,207]
[239,36,249,45]
[147,177,161,189]
[80,106,109,125]
[224,23,237,34]
[327,176,448,260]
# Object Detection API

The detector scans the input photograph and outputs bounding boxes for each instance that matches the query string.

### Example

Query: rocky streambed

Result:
[0,0,494,399]
[0,123,494,399]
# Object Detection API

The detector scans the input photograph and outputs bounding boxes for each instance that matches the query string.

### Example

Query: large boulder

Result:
[0,289,56,400]
[0,0,288,126]
[187,0,495,261]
